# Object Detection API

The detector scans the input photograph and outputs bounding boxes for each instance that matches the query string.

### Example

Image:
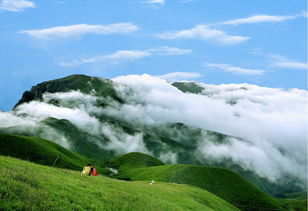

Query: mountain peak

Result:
[14,74,120,108]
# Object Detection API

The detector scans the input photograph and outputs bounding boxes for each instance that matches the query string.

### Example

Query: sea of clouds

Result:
[111,74,307,186]
[0,74,307,188]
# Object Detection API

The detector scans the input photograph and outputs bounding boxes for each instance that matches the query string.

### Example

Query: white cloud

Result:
[248,51,307,71]
[200,137,305,183]
[57,50,151,67]
[146,0,165,5]
[156,25,250,45]
[220,13,305,25]
[19,23,139,39]
[1,75,307,187]
[57,46,192,67]
[180,0,197,3]
[8,90,151,156]
[272,57,308,70]
[204,62,265,75]
[159,151,177,163]
[159,72,202,81]
[102,124,149,155]
[272,61,308,70]
[0,0,35,12]
[268,54,308,70]
[149,46,192,55]
[111,74,308,185]
[16,100,102,135]
[0,110,36,127]
[103,50,151,61]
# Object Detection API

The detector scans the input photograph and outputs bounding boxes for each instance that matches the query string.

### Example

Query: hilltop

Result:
[105,152,164,169]
[0,133,95,170]
[107,152,285,211]
[14,74,122,108]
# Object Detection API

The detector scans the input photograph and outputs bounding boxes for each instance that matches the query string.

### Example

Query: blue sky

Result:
[0,0,307,111]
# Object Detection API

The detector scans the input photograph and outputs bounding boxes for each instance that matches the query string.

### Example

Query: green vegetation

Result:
[0,156,239,211]
[0,133,93,171]
[111,153,284,211]
[0,134,301,210]
[172,82,204,94]
[41,117,113,161]
[14,74,122,108]
[105,152,164,169]
[280,192,307,211]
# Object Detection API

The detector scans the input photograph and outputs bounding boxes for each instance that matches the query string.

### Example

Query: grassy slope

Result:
[280,192,307,211]
[0,156,239,211]
[0,133,94,171]
[111,153,284,211]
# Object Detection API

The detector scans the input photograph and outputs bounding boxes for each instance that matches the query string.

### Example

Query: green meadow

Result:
[0,156,239,211]
[108,152,286,211]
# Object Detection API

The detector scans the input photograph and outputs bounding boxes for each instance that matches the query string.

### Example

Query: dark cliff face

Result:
[14,74,122,108]
[15,91,35,107]
[172,82,204,94]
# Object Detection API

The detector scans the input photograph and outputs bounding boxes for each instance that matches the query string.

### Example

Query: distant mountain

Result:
[15,74,122,108]
[172,81,205,94]
[0,74,306,197]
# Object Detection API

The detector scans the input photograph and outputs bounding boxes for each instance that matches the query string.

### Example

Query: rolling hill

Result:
[0,133,94,171]
[280,192,307,211]
[0,155,239,211]
[105,152,164,169]
[106,152,285,211]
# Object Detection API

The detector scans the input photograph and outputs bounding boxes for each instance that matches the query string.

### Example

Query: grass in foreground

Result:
[0,156,239,211]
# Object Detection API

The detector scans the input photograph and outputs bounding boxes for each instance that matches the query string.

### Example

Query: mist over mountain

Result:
[0,74,306,196]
